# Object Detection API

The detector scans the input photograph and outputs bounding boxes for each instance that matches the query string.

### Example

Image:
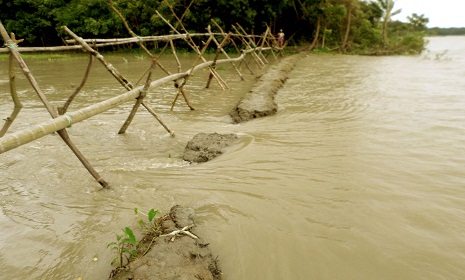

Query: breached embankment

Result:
[229,54,302,123]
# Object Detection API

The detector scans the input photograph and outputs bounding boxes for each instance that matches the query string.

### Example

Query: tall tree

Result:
[407,13,429,31]
[374,0,401,46]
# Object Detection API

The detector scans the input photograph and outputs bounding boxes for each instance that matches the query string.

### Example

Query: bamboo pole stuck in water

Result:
[58,53,94,115]
[0,33,23,137]
[236,23,268,66]
[206,32,231,89]
[62,26,174,135]
[232,25,264,68]
[207,24,244,81]
[210,19,255,76]
[157,4,227,90]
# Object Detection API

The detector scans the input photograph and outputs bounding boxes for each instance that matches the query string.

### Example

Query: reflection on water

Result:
[1,37,465,279]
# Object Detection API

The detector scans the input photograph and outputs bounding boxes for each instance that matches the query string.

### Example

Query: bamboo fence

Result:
[0,3,284,187]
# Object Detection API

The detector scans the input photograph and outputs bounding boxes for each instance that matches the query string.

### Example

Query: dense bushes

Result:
[0,0,428,55]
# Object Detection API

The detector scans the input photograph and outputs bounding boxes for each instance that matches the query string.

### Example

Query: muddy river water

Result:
[1,36,465,279]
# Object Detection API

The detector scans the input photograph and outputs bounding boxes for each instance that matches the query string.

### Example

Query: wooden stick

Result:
[118,60,156,134]
[62,26,133,91]
[209,21,244,81]
[232,25,264,68]
[157,5,226,89]
[170,39,182,73]
[0,33,23,137]
[62,26,174,135]
[108,1,171,76]
[210,20,254,75]
[236,23,266,67]
[206,32,231,88]
[257,27,270,64]
[58,53,93,115]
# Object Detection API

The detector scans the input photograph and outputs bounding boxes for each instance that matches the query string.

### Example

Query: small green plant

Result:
[107,227,137,268]
[134,208,159,233]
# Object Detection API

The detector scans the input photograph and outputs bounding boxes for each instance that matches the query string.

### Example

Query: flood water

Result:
[1,36,465,280]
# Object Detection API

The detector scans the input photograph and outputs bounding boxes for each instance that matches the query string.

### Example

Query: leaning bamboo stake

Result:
[62,26,174,135]
[211,20,255,76]
[62,26,133,90]
[170,40,182,73]
[236,23,267,66]
[108,2,174,133]
[108,1,171,76]
[232,25,264,68]
[157,6,226,90]
[206,33,231,88]
[257,27,270,64]
[58,53,93,115]
[0,33,23,137]
[0,21,109,188]
[118,60,156,134]
[208,23,244,81]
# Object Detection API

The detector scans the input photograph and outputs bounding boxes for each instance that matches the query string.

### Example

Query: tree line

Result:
[0,0,428,55]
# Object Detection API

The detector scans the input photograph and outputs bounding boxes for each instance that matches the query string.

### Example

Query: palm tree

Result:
[407,13,429,30]
[374,0,401,46]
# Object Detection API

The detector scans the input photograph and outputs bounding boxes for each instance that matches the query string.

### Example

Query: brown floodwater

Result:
[1,36,465,280]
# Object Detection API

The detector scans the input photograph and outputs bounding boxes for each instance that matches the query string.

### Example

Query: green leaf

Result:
[134,208,139,215]
[148,209,158,222]
[124,227,137,246]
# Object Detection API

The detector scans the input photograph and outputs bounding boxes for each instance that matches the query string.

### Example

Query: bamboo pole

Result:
[0,33,23,137]
[236,23,266,66]
[156,7,226,90]
[210,20,255,76]
[257,27,270,64]
[206,32,231,88]
[108,1,171,76]
[208,22,244,81]
[62,26,133,91]
[58,53,93,115]
[170,40,182,73]
[62,26,174,135]
[0,21,109,188]
[232,25,264,68]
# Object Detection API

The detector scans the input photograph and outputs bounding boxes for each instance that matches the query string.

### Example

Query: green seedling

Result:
[134,208,160,233]
[107,227,137,268]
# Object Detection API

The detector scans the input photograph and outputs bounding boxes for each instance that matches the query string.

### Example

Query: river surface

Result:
[1,36,465,280]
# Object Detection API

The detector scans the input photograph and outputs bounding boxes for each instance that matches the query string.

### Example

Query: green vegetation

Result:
[107,227,138,268]
[0,0,431,55]
[427,27,465,36]
[107,207,162,270]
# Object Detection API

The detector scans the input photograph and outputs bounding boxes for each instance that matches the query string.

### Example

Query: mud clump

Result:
[183,132,239,163]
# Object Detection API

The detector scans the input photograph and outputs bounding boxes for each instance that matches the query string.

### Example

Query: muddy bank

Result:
[109,205,222,280]
[229,54,302,123]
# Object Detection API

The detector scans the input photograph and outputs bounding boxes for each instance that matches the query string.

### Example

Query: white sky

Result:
[392,0,465,28]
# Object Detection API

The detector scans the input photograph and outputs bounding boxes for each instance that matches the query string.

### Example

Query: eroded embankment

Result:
[229,53,302,123]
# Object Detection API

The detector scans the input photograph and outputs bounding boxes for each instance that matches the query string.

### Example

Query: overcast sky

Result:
[392,0,465,28]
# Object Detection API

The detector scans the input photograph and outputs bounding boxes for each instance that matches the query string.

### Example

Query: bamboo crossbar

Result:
[0,55,245,154]
[0,33,278,53]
